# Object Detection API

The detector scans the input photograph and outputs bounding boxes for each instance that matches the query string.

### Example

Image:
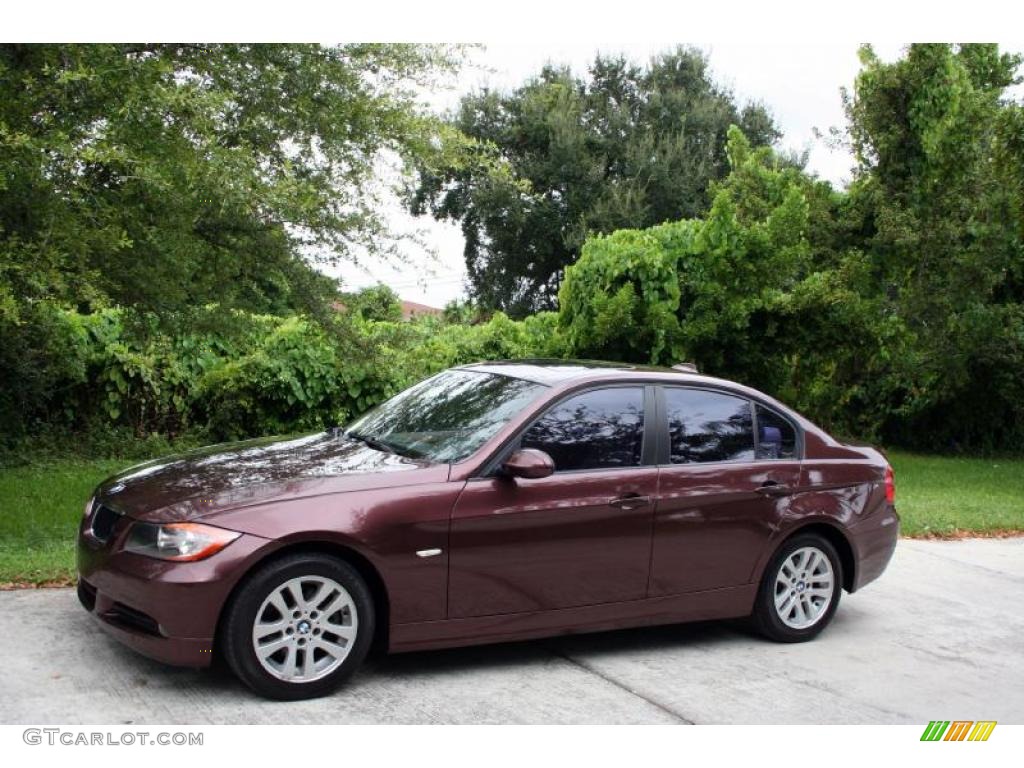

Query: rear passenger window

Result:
[755,404,798,460]
[520,387,645,472]
[664,388,754,463]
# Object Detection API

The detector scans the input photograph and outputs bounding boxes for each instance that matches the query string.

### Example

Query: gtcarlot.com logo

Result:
[23,729,203,746]
[920,721,997,742]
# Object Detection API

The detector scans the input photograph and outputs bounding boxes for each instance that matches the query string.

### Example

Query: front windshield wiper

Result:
[345,430,425,461]
[346,430,394,454]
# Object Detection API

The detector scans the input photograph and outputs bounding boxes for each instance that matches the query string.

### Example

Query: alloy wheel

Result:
[251,575,358,683]
[773,546,834,630]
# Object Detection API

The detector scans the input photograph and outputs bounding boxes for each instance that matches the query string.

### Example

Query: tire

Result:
[221,553,375,700]
[750,533,843,643]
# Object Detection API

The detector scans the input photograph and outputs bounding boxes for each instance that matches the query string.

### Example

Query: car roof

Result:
[458,358,696,387]
[452,358,820,449]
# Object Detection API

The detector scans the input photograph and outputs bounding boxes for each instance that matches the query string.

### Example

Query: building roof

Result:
[400,300,443,320]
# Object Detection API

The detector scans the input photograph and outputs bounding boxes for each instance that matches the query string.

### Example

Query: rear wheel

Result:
[751,533,842,642]
[222,553,375,700]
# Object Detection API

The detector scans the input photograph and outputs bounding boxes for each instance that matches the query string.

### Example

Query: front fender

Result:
[204,480,465,624]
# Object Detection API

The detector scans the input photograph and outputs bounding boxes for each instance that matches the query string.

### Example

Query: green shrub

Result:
[0,300,568,449]
[198,316,342,438]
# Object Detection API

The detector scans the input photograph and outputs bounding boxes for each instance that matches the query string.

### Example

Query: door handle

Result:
[608,494,651,510]
[755,481,793,498]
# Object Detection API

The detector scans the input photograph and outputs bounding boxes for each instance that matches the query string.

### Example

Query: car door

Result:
[649,387,802,596]
[448,385,659,618]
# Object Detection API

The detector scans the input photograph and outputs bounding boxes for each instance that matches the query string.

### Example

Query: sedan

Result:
[77,360,899,699]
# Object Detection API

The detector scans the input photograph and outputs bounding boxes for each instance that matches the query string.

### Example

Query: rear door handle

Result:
[608,494,651,510]
[756,481,792,498]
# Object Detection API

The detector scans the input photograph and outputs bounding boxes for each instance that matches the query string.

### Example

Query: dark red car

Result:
[78,360,899,699]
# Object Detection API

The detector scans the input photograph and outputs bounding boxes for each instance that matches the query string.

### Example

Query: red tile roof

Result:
[399,300,443,320]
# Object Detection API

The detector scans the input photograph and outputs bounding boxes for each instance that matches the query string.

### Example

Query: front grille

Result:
[103,601,162,637]
[77,579,97,612]
[89,504,122,543]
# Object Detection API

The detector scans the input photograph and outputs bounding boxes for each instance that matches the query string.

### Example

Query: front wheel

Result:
[221,553,375,700]
[751,534,843,642]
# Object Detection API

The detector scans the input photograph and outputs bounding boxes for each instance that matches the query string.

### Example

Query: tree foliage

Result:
[4,44,1024,455]
[0,43,463,433]
[410,48,780,316]
[560,44,1024,451]
[0,304,564,447]
[0,43,462,319]
[842,43,1024,448]
[340,284,403,323]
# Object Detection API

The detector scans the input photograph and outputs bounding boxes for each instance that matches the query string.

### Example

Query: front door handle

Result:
[608,494,651,510]
[755,481,793,498]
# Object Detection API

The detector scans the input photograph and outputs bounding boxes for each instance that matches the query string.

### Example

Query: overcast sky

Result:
[326,42,1016,308]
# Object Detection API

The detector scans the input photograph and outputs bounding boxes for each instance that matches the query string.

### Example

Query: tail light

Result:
[884,465,896,504]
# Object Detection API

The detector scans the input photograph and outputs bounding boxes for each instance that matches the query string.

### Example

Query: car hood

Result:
[95,431,446,523]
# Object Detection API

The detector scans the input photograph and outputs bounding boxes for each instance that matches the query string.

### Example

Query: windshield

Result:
[344,369,546,463]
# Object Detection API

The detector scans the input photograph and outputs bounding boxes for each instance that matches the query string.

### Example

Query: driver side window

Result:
[520,387,645,472]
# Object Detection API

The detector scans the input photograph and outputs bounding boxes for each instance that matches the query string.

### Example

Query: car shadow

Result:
[72,593,853,701]
[366,602,867,683]
[362,618,749,680]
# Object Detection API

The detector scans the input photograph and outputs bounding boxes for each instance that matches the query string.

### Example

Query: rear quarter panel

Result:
[754,432,896,592]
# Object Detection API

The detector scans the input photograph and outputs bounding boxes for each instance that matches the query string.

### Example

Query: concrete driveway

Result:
[2,538,1022,724]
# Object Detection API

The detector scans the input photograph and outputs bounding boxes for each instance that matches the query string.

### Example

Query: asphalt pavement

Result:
[2,538,1022,724]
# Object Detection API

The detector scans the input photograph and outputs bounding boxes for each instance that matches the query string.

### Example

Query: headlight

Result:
[124,522,240,562]
[83,496,95,519]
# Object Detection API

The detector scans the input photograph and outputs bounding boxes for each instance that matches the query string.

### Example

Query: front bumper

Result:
[77,516,269,668]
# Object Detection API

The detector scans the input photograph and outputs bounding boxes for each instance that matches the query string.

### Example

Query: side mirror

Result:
[501,448,555,480]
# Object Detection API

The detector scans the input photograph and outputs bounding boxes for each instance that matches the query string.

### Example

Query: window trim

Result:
[655,384,804,467]
[752,401,802,462]
[477,383,657,478]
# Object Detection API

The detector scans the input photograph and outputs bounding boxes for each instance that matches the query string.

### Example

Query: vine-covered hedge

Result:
[4,123,1022,455]
[0,303,565,447]
[556,128,1024,452]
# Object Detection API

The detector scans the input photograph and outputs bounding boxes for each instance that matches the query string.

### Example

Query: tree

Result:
[0,44,463,321]
[560,44,1024,451]
[441,298,484,325]
[559,126,814,374]
[844,43,1024,449]
[0,43,464,434]
[343,284,403,323]
[409,48,780,316]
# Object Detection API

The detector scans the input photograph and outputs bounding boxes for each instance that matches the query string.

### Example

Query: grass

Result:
[888,451,1024,537]
[0,451,1021,585]
[0,458,127,585]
